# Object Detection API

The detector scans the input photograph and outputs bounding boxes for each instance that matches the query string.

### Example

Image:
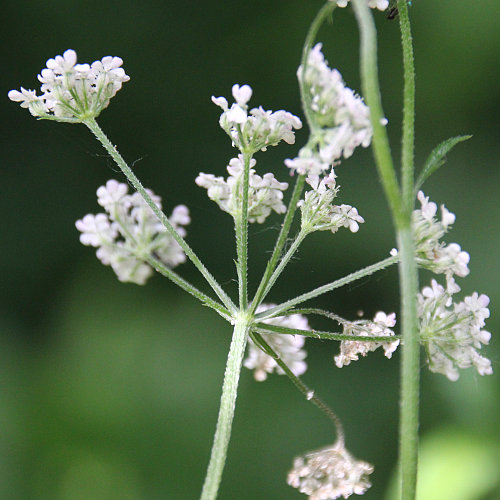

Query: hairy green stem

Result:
[398,0,416,210]
[254,324,401,343]
[84,117,236,314]
[236,153,252,309]
[352,1,420,498]
[200,316,251,500]
[250,174,306,314]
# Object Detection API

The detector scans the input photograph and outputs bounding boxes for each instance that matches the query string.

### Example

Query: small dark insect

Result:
[387,0,412,20]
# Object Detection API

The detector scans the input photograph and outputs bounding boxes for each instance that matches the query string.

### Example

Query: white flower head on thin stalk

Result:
[331,0,389,10]
[412,191,470,278]
[8,49,130,123]
[288,441,374,499]
[76,180,189,285]
[212,84,302,154]
[334,312,399,368]
[196,155,288,223]
[418,276,493,381]
[243,305,309,381]
[298,169,365,235]
[285,44,375,176]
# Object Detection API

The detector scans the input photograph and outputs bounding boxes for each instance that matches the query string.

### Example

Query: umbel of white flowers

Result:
[332,0,389,10]
[8,49,130,122]
[285,44,376,176]
[196,155,288,224]
[76,180,189,285]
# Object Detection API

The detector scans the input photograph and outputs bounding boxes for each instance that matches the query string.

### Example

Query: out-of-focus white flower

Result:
[196,155,288,223]
[8,49,129,122]
[412,191,470,278]
[288,441,374,499]
[212,84,302,154]
[244,305,309,381]
[334,312,399,368]
[331,0,389,10]
[76,180,189,285]
[418,276,492,381]
[299,170,364,235]
[285,44,373,176]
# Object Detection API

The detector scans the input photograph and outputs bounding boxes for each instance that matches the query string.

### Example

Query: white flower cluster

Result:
[332,0,389,10]
[413,191,470,278]
[334,312,399,368]
[196,155,288,223]
[8,49,129,122]
[244,305,309,381]
[212,84,302,154]
[285,44,373,176]
[299,170,364,234]
[418,277,492,381]
[288,442,374,499]
[75,180,189,285]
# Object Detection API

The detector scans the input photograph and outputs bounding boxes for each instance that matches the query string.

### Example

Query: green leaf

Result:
[415,135,472,193]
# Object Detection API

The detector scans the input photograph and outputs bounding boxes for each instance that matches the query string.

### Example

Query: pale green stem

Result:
[352,1,420,498]
[251,331,344,446]
[200,316,251,500]
[256,255,398,321]
[235,153,252,309]
[254,324,401,343]
[249,174,306,314]
[83,117,236,314]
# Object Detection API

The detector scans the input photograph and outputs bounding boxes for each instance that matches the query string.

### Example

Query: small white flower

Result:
[288,441,374,499]
[196,155,288,223]
[76,180,189,285]
[334,312,399,368]
[412,191,470,278]
[298,169,364,235]
[418,276,493,381]
[243,305,309,381]
[9,49,130,122]
[212,84,302,154]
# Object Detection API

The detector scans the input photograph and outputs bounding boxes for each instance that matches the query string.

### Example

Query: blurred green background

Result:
[2,0,500,498]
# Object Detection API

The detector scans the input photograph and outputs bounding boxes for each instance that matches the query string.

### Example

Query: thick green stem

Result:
[84,117,236,314]
[352,1,420,498]
[398,0,416,210]
[200,315,251,500]
[397,225,420,500]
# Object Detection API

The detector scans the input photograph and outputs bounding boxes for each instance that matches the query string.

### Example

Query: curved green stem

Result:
[84,117,236,314]
[352,0,404,227]
[200,315,251,500]
[250,331,344,445]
